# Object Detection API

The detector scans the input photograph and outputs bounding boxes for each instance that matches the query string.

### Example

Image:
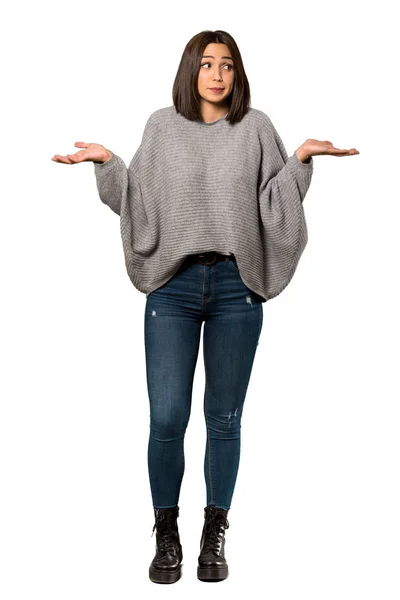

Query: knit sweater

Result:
[94,105,313,302]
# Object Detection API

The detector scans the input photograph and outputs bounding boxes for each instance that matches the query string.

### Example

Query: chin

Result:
[207,93,227,100]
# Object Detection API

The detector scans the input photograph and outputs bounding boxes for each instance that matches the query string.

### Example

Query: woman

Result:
[52,30,359,584]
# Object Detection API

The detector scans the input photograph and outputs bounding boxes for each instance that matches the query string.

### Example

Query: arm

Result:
[94,111,159,216]
[258,117,313,217]
[258,115,314,296]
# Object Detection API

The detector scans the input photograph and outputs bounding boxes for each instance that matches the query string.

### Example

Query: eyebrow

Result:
[201,55,233,61]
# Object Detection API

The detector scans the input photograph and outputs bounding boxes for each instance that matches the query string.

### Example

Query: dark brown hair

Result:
[172,30,251,125]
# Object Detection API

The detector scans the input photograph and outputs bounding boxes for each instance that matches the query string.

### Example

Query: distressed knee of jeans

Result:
[226,408,238,428]
[246,295,252,306]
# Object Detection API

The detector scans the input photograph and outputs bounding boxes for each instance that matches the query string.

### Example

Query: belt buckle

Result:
[198,252,217,266]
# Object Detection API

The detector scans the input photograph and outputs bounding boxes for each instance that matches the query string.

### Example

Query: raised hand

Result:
[51,142,112,164]
[303,139,360,159]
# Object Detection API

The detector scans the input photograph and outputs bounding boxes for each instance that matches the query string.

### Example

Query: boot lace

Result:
[151,511,178,555]
[202,511,229,554]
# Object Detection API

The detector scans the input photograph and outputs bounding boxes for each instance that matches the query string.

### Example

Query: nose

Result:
[211,68,223,81]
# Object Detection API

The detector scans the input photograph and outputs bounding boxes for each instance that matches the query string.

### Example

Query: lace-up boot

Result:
[149,506,183,584]
[197,505,230,581]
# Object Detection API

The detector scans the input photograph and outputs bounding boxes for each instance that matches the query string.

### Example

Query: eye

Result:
[201,62,233,71]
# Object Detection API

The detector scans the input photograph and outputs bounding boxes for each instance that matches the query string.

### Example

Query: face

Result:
[197,43,235,109]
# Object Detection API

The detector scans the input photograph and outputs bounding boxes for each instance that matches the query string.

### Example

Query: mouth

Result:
[209,87,224,93]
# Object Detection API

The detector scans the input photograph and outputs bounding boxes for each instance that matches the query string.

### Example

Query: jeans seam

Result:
[201,264,206,308]
[257,304,263,344]
[204,369,214,505]
[181,435,185,495]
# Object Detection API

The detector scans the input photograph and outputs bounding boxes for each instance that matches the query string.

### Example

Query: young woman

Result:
[52,30,359,585]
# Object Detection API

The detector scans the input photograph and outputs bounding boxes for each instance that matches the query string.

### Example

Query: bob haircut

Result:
[172,30,251,125]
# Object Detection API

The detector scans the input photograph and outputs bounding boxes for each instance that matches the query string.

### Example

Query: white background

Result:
[1,0,399,597]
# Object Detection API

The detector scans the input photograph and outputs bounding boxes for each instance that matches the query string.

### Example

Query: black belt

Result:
[184,252,235,266]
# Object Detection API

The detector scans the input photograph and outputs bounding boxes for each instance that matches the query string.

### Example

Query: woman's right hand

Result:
[51,142,112,164]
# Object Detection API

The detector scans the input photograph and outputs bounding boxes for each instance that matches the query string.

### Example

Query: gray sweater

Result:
[94,105,313,301]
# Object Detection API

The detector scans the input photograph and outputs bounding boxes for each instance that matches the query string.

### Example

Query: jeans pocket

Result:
[229,258,240,272]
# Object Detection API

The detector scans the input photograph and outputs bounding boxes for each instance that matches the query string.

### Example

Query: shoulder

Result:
[145,105,176,127]
[247,107,274,130]
[247,108,283,149]
[233,108,276,141]
[137,107,173,145]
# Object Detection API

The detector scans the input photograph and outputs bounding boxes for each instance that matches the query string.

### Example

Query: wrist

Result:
[103,150,113,163]
[295,144,311,164]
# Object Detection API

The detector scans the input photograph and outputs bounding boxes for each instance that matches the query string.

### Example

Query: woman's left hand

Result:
[297,139,360,162]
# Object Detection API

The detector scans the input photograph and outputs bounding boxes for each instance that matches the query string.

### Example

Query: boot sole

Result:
[197,564,228,581]
[149,563,182,584]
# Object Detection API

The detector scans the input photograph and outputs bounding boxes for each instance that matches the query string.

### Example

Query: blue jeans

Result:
[144,253,264,510]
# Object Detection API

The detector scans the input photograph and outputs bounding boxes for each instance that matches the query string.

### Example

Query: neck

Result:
[200,102,230,124]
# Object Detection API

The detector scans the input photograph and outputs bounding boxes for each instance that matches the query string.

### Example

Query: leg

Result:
[144,294,202,509]
[202,296,263,510]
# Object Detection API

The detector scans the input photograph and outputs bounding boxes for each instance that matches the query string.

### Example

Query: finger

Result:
[332,149,355,155]
[332,147,359,154]
[332,151,358,157]
[52,156,73,164]
[328,150,349,155]
[66,154,80,162]
[74,142,89,148]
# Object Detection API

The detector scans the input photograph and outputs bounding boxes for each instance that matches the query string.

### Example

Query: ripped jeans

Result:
[144,253,264,510]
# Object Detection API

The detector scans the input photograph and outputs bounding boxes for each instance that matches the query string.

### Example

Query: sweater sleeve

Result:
[258,115,314,297]
[93,152,128,216]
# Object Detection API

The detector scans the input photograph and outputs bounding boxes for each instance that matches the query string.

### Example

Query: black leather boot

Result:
[149,506,183,584]
[197,505,230,581]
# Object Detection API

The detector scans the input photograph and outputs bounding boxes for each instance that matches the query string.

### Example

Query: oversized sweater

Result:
[93,105,313,302]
